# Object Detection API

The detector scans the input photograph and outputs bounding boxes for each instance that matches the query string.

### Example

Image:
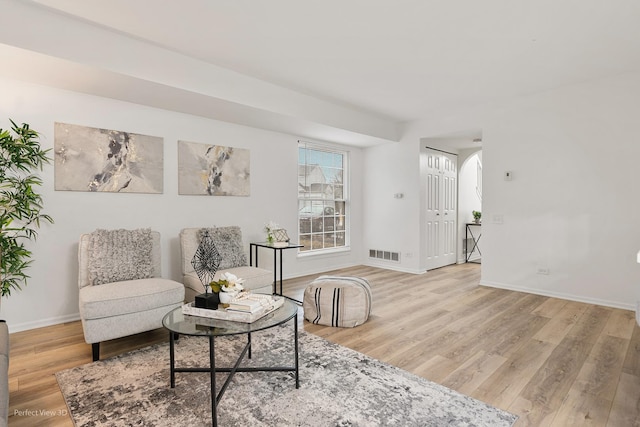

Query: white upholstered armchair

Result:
[78,229,185,361]
[180,227,272,301]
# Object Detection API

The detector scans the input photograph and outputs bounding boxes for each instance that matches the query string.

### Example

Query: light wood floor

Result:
[7,263,640,426]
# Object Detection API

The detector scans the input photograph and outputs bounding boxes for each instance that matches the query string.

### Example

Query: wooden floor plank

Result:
[608,372,640,427]
[532,300,589,345]
[413,354,461,384]
[604,309,636,340]
[531,297,570,318]
[623,324,640,377]
[577,335,629,398]
[474,338,557,410]
[514,305,614,425]
[550,387,612,427]
[550,334,629,426]
[441,350,507,395]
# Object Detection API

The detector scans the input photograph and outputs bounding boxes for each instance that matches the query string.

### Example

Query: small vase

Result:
[219,291,237,304]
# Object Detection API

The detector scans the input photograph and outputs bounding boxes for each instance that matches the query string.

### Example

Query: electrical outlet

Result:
[537,268,550,275]
[492,214,504,224]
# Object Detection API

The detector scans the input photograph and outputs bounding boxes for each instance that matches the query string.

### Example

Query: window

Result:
[298,142,348,253]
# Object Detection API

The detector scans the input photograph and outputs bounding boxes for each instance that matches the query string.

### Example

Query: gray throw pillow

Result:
[199,226,248,269]
[88,228,154,285]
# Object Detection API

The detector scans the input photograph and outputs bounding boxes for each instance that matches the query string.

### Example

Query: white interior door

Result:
[425,149,457,270]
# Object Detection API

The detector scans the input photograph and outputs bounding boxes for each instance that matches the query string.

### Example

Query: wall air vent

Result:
[369,249,400,262]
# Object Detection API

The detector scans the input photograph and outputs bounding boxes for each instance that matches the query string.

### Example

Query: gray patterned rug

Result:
[56,325,517,426]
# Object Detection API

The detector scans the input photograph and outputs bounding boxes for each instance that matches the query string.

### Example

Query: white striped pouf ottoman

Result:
[303,276,372,327]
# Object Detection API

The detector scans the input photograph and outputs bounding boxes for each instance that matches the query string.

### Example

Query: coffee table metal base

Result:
[169,317,299,427]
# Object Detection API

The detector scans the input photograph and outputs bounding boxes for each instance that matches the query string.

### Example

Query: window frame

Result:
[297,141,349,255]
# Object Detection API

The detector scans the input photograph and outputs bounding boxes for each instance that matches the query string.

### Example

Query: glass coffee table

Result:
[162,299,299,427]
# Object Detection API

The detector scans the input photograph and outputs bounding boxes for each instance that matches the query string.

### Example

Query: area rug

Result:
[56,325,518,426]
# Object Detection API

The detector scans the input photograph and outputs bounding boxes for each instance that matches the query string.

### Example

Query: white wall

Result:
[0,77,364,332]
[364,72,640,310]
[362,138,422,273]
[481,72,640,310]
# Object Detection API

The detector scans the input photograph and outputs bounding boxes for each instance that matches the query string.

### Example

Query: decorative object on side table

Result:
[472,210,481,224]
[191,230,222,310]
[264,220,290,247]
[264,220,278,245]
[209,272,245,304]
[272,228,290,248]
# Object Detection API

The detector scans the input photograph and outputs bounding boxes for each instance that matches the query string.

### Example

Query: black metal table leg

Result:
[294,316,299,389]
[465,223,482,263]
[210,336,217,427]
[169,332,175,388]
[279,249,284,295]
[273,249,277,294]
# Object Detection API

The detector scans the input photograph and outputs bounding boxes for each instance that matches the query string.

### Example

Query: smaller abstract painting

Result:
[178,140,250,196]
[54,123,163,193]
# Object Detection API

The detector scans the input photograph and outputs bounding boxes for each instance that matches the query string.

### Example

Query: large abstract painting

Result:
[178,140,250,196]
[54,123,164,193]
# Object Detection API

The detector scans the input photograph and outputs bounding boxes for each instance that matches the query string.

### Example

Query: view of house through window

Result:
[298,142,347,253]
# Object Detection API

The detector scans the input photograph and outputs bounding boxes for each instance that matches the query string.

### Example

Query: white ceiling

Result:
[10,0,640,145]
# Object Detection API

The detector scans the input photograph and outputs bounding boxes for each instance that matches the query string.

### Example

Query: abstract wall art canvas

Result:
[178,140,250,196]
[54,123,164,193]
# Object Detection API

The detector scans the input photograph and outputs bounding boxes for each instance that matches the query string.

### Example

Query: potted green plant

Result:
[472,210,481,224]
[0,120,53,302]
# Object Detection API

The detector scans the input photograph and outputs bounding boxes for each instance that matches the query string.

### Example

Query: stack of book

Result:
[227,293,283,314]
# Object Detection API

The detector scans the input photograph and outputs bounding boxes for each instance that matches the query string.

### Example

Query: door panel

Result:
[426,220,439,258]
[425,149,458,270]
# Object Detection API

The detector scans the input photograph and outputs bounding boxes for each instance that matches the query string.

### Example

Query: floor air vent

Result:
[369,249,400,262]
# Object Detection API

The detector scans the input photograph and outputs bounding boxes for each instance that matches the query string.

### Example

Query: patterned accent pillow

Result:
[88,228,154,285]
[199,226,248,269]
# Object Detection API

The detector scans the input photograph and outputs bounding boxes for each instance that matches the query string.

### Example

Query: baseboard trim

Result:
[363,260,425,275]
[480,280,635,311]
[7,312,81,334]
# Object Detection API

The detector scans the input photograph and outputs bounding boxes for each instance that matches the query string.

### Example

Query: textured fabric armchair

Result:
[78,229,184,361]
[180,227,272,302]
